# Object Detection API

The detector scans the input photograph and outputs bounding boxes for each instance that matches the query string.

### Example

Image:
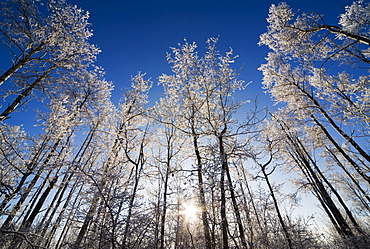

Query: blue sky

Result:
[1,0,355,127]
[69,0,354,104]
[0,0,359,228]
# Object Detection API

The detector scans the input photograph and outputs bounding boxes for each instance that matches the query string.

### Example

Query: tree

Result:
[72,73,151,249]
[0,0,100,122]
[150,95,189,249]
[253,143,293,249]
[159,38,252,248]
[259,2,370,242]
[0,68,113,248]
[0,0,113,243]
[159,40,213,249]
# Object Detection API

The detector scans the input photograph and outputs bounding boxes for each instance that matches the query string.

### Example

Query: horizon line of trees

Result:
[0,0,369,248]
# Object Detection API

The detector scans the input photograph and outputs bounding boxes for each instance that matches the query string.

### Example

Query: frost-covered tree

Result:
[0,69,113,248]
[72,73,151,249]
[158,40,214,249]
[0,124,30,214]
[150,95,190,249]
[159,38,252,248]
[259,1,370,243]
[0,0,100,122]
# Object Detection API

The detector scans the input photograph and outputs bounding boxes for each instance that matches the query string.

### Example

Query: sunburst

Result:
[180,202,200,221]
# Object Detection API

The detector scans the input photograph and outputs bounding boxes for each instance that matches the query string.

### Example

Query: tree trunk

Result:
[159,155,171,249]
[49,181,84,249]
[73,192,100,248]
[218,135,230,249]
[0,134,52,215]
[223,155,248,248]
[192,133,213,249]
[0,42,46,86]
[122,161,143,249]
[1,138,62,229]
[300,86,370,164]
[295,134,364,235]
[286,134,355,239]
[310,114,370,185]
[260,161,293,249]
[20,175,58,231]
[325,147,370,205]
[0,64,57,122]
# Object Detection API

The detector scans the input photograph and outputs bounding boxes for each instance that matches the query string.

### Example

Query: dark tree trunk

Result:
[0,64,57,122]
[192,133,213,249]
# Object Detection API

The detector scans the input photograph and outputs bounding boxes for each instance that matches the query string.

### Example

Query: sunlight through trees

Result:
[0,0,369,248]
[180,202,200,222]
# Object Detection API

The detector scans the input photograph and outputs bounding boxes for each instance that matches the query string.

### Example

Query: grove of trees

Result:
[0,0,369,248]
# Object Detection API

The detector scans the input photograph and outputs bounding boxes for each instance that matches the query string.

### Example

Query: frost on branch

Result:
[339,1,370,36]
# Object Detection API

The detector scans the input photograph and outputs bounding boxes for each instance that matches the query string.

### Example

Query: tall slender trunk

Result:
[221,149,248,248]
[300,85,370,164]
[121,161,143,249]
[325,147,370,205]
[292,150,354,238]
[38,166,81,236]
[0,134,51,215]
[49,181,84,249]
[19,175,58,231]
[7,175,59,248]
[42,127,98,247]
[0,171,31,215]
[0,64,57,122]
[19,167,55,225]
[286,134,354,238]
[73,157,114,248]
[0,42,46,86]
[311,114,370,185]
[122,127,148,249]
[73,98,142,248]
[73,192,100,248]
[295,134,364,235]
[1,138,62,229]
[235,164,254,248]
[159,155,171,249]
[219,137,229,249]
[192,133,213,249]
[276,115,356,239]
[154,177,162,248]
[259,160,293,249]
[218,134,236,249]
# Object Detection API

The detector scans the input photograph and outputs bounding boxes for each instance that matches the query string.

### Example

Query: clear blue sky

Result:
[69,0,354,103]
[1,0,355,127]
[0,0,357,227]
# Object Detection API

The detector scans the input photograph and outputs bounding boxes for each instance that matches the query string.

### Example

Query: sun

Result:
[180,202,200,221]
